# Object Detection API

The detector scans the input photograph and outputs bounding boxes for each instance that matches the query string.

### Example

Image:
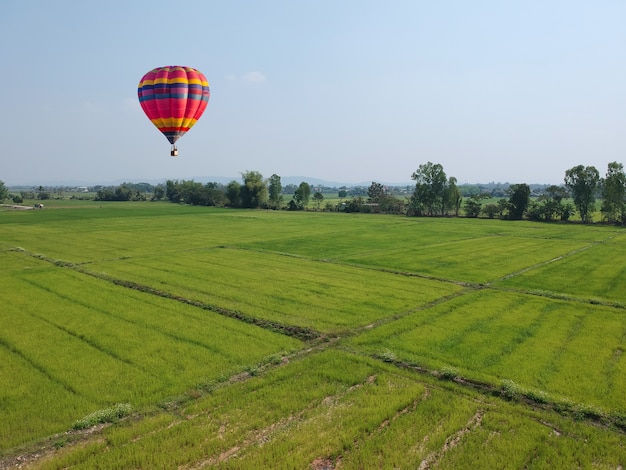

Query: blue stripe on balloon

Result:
[139,93,208,102]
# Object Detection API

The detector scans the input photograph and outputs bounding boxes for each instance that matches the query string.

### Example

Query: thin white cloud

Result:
[242,71,267,83]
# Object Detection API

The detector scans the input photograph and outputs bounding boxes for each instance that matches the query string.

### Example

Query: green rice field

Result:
[1,201,625,468]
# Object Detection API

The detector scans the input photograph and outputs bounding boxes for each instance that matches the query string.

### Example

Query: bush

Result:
[72,403,132,430]
[439,366,459,381]
[500,379,524,400]
[379,349,396,363]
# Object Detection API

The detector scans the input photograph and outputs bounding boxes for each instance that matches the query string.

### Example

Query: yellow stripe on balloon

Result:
[151,117,198,128]
[186,78,208,85]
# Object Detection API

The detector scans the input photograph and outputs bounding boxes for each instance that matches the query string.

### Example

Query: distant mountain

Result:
[8,176,406,189]
[189,176,414,188]
[8,175,551,190]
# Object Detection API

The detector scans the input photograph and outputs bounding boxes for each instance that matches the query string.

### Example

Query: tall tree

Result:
[165,180,182,203]
[601,162,626,225]
[240,171,268,208]
[267,174,283,209]
[445,177,462,216]
[367,182,386,203]
[291,182,311,210]
[410,162,447,216]
[507,183,530,219]
[225,180,242,207]
[152,184,165,201]
[564,165,599,223]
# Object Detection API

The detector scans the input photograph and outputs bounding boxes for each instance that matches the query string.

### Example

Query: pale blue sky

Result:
[1,0,624,186]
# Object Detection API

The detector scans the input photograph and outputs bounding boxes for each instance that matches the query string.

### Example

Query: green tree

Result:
[497,199,509,218]
[564,165,600,223]
[0,180,9,202]
[558,202,576,221]
[507,184,530,220]
[410,162,448,216]
[344,196,365,213]
[445,177,462,216]
[180,180,205,205]
[540,185,568,222]
[601,162,626,224]
[267,174,283,209]
[525,200,544,221]
[152,184,165,201]
[174,181,225,206]
[291,182,311,210]
[165,180,182,203]
[240,171,268,208]
[313,191,324,210]
[203,182,226,207]
[225,180,242,207]
[116,185,133,201]
[464,193,490,218]
[367,182,386,203]
[482,203,499,219]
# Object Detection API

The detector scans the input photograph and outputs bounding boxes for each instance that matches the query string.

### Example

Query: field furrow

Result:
[349,289,626,413]
[85,247,463,333]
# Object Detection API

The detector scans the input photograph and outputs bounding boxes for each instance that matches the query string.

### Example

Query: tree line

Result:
[404,161,624,224]
[140,161,623,224]
[2,161,624,224]
[154,172,319,211]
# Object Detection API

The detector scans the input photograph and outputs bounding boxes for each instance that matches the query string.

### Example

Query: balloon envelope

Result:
[137,66,210,145]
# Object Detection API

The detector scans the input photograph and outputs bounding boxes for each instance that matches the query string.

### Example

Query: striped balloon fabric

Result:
[137,66,210,145]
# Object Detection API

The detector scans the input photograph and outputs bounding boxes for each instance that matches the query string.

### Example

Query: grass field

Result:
[1,201,625,468]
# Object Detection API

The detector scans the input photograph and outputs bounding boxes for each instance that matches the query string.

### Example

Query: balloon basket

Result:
[170,146,178,157]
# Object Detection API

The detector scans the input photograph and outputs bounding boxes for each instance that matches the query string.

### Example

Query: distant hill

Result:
[186,176,415,188]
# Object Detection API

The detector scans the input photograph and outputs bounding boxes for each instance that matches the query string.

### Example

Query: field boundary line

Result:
[492,232,626,285]
[9,247,322,342]
[490,286,626,311]
[354,287,481,334]
[363,353,626,433]
[493,242,597,283]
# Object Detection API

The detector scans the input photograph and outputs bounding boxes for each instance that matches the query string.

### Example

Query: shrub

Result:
[72,403,132,430]
[379,349,396,363]
[439,366,459,381]
[500,379,524,400]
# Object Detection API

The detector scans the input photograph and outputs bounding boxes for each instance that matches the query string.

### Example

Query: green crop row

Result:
[339,235,587,284]
[0,252,301,451]
[496,233,626,303]
[349,289,626,414]
[35,350,626,469]
[87,247,463,333]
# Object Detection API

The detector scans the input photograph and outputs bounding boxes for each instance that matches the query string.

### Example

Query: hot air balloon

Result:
[137,66,210,157]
